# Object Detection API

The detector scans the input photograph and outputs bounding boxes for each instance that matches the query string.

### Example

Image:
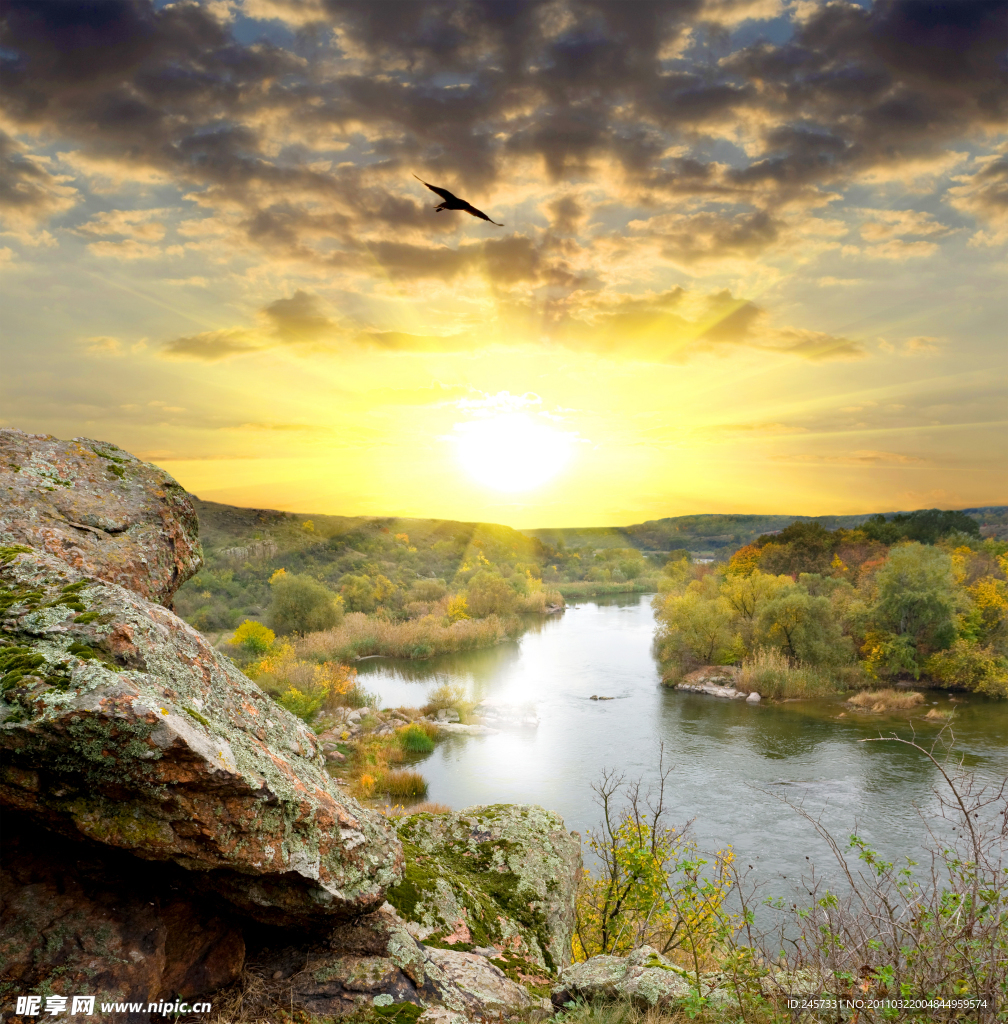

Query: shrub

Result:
[412,579,447,602]
[926,639,1008,697]
[423,682,472,718]
[446,594,469,623]
[268,573,344,636]
[230,619,275,655]
[400,722,435,753]
[251,649,367,721]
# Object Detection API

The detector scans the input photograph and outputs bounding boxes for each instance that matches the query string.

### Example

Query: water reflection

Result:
[356,594,1008,896]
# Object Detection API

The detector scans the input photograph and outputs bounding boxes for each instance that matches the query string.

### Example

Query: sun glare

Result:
[455,413,574,492]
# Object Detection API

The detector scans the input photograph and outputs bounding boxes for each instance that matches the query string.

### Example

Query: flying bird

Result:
[414,174,503,226]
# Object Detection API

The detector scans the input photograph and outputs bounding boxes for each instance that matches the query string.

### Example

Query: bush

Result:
[466,570,517,617]
[399,722,436,753]
[423,682,473,718]
[737,646,850,699]
[230,619,275,655]
[340,574,377,613]
[268,573,344,636]
[251,649,367,722]
[926,639,1008,697]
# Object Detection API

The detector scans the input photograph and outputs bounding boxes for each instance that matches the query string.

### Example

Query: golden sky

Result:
[1,0,1006,526]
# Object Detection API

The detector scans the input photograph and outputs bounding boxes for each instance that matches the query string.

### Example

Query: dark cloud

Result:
[262,290,335,343]
[0,130,76,230]
[1,0,1004,275]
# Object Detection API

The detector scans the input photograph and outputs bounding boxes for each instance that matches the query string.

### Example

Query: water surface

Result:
[358,595,1008,894]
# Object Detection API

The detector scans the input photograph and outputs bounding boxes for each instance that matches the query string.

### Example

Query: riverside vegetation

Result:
[654,510,1008,700]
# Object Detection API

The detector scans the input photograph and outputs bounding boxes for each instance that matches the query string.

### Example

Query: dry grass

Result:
[736,646,860,699]
[848,687,925,712]
[382,768,428,799]
[515,586,565,613]
[925,707,954,720]
[382,801,451,818]
[296,611,521,662]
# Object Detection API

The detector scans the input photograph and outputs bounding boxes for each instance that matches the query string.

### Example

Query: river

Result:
[357,594,1008,897]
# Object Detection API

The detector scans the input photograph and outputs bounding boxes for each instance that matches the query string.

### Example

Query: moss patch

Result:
[184,705,210,728]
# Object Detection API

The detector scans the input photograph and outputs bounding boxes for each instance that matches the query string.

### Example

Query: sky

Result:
[1,0,1006,528]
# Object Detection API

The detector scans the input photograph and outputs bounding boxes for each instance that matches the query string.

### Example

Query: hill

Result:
[173,500,1005,634]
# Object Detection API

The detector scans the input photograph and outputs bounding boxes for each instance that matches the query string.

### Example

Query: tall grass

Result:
[515,586,565,613]
[296,611,522,662]
[382,769,428,799]
[559,577,660,599]
[399,722,436,753]
[737,647,865,699]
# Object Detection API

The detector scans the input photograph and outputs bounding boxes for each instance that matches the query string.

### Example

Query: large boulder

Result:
[0,546,402,926]
[386,805,581,977]
[0,430,201,606]
[0,811,244,1022]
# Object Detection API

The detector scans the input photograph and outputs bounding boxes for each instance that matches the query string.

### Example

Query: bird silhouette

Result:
[413,174,503,226]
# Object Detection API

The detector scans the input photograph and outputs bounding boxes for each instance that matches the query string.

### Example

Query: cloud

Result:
[905,336,942,354]
[82,336,122,356]
[261,290,336,343]
[1,0,1001,275]
[161,328,262,361]
[947,152,1008,245]
[0,132,78,239]
[76,208,169,241]
[770,450,927,465]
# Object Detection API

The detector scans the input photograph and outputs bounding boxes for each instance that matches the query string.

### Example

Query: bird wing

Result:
[413,173,457,203]
[462,202,503,226]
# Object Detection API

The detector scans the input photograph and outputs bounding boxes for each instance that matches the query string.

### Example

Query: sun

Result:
[455,413,575,492]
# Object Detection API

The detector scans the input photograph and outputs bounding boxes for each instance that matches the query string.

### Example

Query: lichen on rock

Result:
[0,546,402,926]
[386,804,581,976]
[0,429,202,606]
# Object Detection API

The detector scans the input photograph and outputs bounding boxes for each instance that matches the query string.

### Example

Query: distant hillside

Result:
[526,507,1008,559]
[174,499,1006,634]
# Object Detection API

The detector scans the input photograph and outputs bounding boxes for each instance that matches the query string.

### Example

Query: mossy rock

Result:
[387,804,581,975]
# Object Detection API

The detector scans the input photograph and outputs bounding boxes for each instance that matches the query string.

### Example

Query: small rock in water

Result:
[589,695,598,700]
[746,691,761,704]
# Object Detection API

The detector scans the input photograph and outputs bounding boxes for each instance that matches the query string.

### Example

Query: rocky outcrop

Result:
[0,811,244,1021]
[0,430,201,606]
[551,946,692,1009]
[241,903,535,1019]
[0,545,402,926]
[387,805,581,975]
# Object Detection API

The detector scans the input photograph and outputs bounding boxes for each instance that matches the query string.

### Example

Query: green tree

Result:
[654,589,738,675]
[869,543,958,659]
[466,570,516,617]
[340,574,376,613]
[268,573,344,635]
[756,589,849,665]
